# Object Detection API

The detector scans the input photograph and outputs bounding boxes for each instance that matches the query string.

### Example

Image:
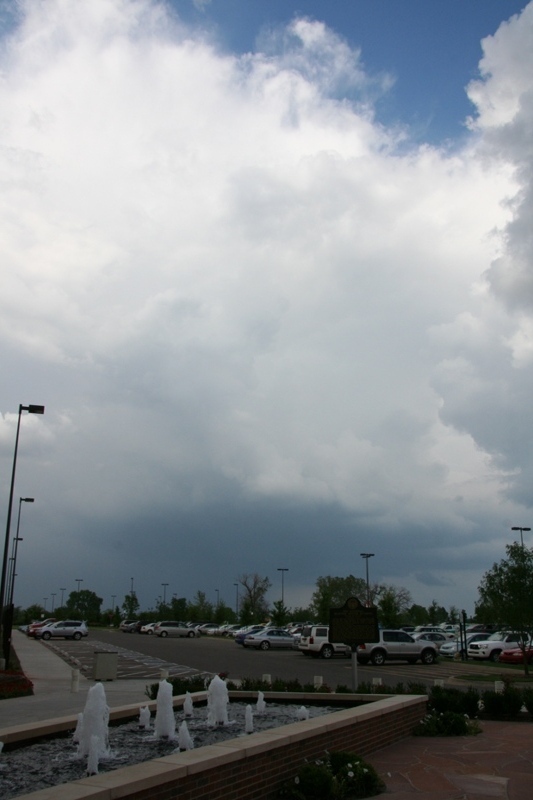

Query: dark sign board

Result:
[329,597,379,649]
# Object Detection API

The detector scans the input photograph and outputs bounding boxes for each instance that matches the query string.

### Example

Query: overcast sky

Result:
[1,0,532,618]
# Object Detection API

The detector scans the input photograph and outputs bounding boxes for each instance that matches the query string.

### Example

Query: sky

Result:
[1,0,532,618]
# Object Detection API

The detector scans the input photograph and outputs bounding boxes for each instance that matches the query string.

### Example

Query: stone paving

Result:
[371,719,533,798]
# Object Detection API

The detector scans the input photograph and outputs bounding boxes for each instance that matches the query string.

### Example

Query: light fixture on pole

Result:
[360,553,374,606]
[277,568,289,606]
[511,527,531,548]
[0,404,44,666]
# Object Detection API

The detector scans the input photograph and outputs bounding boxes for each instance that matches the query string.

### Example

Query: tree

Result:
[238,573,271,624]
[121,591,139,619]
[427,601,447,625]
[377,585,412,628]
[310,575,367,622]
[270,599,289,627]
[66,589,103,622]
[187,591,213,622]
[476,543,533,674]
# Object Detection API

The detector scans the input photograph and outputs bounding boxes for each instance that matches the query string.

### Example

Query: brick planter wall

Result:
[12,694,426,800]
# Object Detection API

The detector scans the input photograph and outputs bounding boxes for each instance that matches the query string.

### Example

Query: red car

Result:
[27,618,56,637]
[498,645,533,665]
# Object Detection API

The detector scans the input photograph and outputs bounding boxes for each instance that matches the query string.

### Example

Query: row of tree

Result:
[15,546,531,635]
[15,572,460,628]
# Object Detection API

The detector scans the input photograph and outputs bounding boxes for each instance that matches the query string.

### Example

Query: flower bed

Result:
[0,671,33,700]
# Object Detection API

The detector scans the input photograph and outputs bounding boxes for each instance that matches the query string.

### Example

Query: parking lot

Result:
[39,628,503,689]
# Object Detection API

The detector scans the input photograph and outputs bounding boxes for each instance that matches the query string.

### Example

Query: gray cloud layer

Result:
[1,0,532,614]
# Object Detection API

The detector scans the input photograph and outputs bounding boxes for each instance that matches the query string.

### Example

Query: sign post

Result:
[329,597,380,691]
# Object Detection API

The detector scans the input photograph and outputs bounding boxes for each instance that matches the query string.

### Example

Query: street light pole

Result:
[51,593,56,612]
[75,579,83,614]
[277,568,288,606]
[512,526,531,548]
[234,583,239,618]
[161,583,169,605]
[215,588,220,607]
[0,404,44,663]
[360,553,374,606]
[5,498,34,611]
[60,588,66,608]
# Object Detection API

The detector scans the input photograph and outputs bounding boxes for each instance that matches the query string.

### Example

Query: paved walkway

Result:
[2,631,533,798]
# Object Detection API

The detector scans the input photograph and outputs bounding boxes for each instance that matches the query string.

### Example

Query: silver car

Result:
[36,620,88,640]
[243,627,296,650]
[154,621,199,638]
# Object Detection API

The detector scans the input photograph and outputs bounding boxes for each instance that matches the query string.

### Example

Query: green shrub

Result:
[521,688,533,716]
[429,686,480,717]
[481,687,523,719]
[413,710,481,737]
[279,751,384,799]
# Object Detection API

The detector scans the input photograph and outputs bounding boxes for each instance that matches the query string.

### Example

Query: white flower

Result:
[363,768,368,773]
[348,771,354,778]
[294,777,300,785]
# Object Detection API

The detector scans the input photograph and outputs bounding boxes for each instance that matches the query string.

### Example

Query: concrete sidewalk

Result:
[1,631,151,726]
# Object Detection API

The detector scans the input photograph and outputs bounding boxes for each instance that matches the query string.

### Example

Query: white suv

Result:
[298,625,351,659]
[467,631,530,661]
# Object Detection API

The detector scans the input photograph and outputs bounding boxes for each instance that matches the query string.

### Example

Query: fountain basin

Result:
[1,691,426,800]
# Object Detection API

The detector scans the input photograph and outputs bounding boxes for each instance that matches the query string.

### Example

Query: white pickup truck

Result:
[467,631,530,662]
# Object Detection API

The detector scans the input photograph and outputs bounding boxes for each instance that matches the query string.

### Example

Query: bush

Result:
[481,687,523,719]
[429,686,480,717]
[279,751,384,799]
[413,710,481,737]
[521,688,533,716]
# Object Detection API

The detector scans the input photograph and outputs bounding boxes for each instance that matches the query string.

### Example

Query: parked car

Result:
[413,625,455,638]
[140,622,157,634]
[235,625,265,645]
[220,624,242,637]
[357,629,438,665]
[412,632,448,650]
[119,620,138,632]
[27,618,56,637]
[467,632,530,662]
[498,645,533,665]
[242,628,296,650]
[154,621,199,638]
[36,620,88,640]
[439,633,489,658]
[197,623,220,635]
[298,625,351,659]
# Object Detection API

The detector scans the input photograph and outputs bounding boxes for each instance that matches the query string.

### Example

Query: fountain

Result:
[0,676,426,800]
[138,706,151,730]
[183,690,194,717]
[244,704,254,734]
[154,679,176,739]
[76,683,110,759]
[256,690,266,713]
[206,674,230,727]
[178,720,194,750]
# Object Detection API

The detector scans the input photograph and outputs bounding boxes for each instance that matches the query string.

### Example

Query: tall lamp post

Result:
[360,553,374,606]
[234,583,239,618]
[75,579,83,614]
[0,403,44,665]
[161,583,169,605]
[277,568,289,606]
[60,588,66,608]
[5,497,34,612]
[51,593,56,612]
[512,526,531,548]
